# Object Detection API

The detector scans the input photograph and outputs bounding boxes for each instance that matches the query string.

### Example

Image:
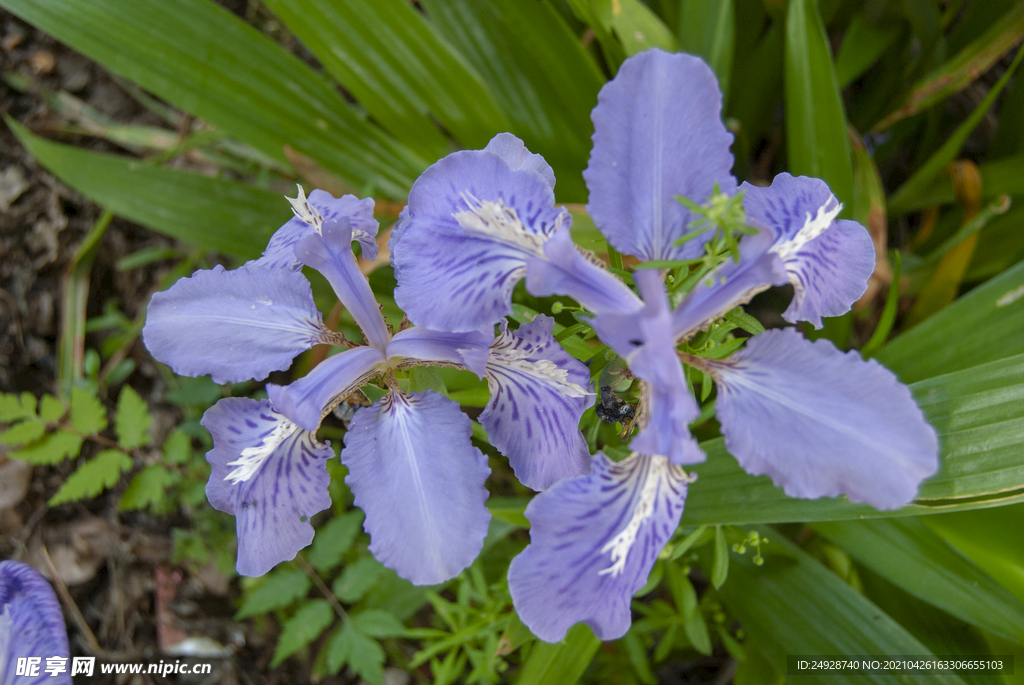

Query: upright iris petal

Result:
[385,326,492,378]
[508,453,690,642]
[295,217,391,350]
[392,134,641,333]
[593,271,704,465]
[741,173,875,328]
[143,263,337,384]
[0,561,70,685]
[585,49,736,262]
[203,398,333,576]
[260,187,378,270]
[698,328,939,509]
[480,316,594,490]
[342,390,491,585]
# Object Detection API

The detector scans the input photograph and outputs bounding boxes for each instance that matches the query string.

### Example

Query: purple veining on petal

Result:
[585,49,736,262]
[670,227,789,340]
[592,270,705,465]
[268,345,386,432]
[706,328,939,509]
[481,316,594,490]
[142,263,331,384]
[741,173,875,328]
[0,561,70,685]
[386,326,492,378]
[392,146,569,332]
[259,189,378,270]
[295,217,391,350]
[203,398,334,577]
[508,453,689,642]
[342,390,491,585]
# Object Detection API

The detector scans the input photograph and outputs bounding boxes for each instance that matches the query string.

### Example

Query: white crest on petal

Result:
[287,184,325,234]
[487,325,591,398]
[771,194,842,260]
[453,193,554,256]
[225,415,301,484]
[598,455,693,577]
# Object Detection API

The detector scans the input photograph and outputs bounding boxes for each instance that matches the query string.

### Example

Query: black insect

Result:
[595,385,636,424]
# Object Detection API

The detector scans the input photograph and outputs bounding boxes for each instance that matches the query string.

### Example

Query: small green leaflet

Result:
[306,511,364,574]
[10,430,83,465]
[712,525,729,589]
[119,465,179,511]
[332,554,385,603]
[235,568,311,619]
[324,618,385,684]
[0,392,37,422]
[0,418,46,446]
[70,387,107,434]
[115,385,151,449]
[161,429,191,464]
[271,599,335,667]
[49,449,132,505]
[38,395,66,422]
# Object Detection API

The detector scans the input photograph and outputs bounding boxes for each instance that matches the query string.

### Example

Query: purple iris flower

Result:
[143,189,594,583]
[390,48,939,642]
[0,561,70,685]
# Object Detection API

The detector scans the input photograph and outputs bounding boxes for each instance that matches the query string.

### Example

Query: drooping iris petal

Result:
[295,217,391,350]
[508,453,689,643]
[741,174,875,328]
[143,263,333,384]
[525,225,644,315]
[484,132,556,191]
[705,328,939,509]
[585,49,736,262]
[260,189,378,270]
[267,346,386,431]
[392,147,568,332]
[202,398,333,577]
[342,390,491,585]
[0,561,70,685]
[592,271,704,465]
[480,316,594,490]
[385,326,492,378]
[670,228,789,340]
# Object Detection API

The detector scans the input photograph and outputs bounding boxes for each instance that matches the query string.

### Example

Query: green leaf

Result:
[271,599,335,667]
[877,258,1024,382]
[813,518,1024,643]
[784,0,854,209]
[622,629,658,685]
[0,0,423,197]
[119,465,179,511]
[682,352,1024,524]
[69,386,107,434]
[235,568,311,619]
[0,418,46,446]
[666,562,712,655]
[352,609,406,638]
[115,385,151,449]
[875,1,1024,131]
[10,430,83,465]
[324,619,385,683]
[306,511,364,574]
[0,392,37,422]
[711,525,729,589]
[407,366,447,396]
[49,449,132,505]
[261,0,508,157]
[161,429,191,465]
[888,44,1024,215]
[713,528,963,683]
[677,0,735,98]
[515,623,600,685]
[8,121,285,260]
[420,0,603,203]
[893,153,1024,215]
[611,0,680,57]
[333,554,385,603]
[486,497,530,528]
[834,13,902,88]
[38,395,66,422]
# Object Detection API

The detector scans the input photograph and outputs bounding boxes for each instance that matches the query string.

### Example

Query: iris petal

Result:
[585,49,736,262]
[0,561,70,685]
[259,189,378,270]
[707,328,939,509]
[143,263,331,384]
[342,390,491,585]
[386,326,492,378]
[508,453,689,642]
[481,316,594,490]
[202,398,333,576]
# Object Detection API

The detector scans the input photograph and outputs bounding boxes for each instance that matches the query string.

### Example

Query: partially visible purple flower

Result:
[0,561,70,685]
[144,190,594,582]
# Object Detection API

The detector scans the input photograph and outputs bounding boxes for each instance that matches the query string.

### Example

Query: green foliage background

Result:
[3,0,1024,683]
